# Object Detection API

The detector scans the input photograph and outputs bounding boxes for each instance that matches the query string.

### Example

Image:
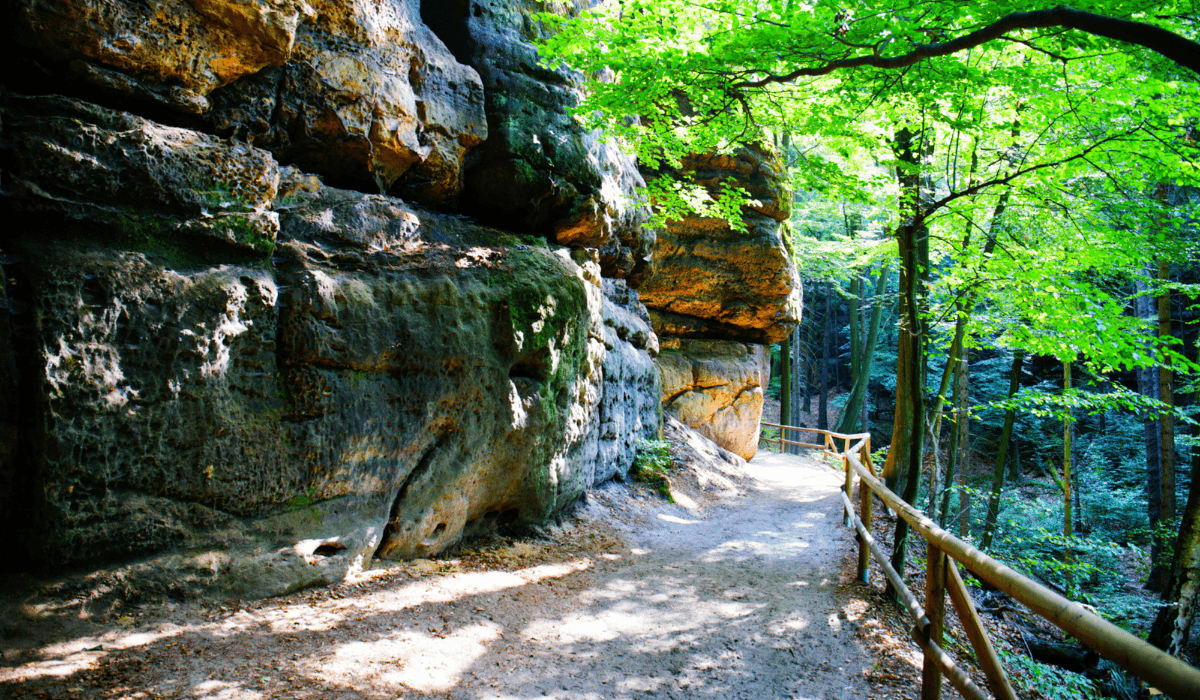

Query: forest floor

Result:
[0,442,941,700]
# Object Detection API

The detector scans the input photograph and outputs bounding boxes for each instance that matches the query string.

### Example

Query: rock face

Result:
[0,88,659,597]
[640,145,800,459]
[420,0,654,282]
[13,0,310,107]
[657,340,770,461]
[0,0,796,599]
[639,146,801,346]
[4,92,280,253]
[208,0,488,201]
[13,0,489,202]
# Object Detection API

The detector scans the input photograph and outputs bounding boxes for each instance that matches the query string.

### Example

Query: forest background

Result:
[537,1,1200,697]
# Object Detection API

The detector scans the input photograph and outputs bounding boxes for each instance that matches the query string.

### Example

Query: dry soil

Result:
[1,450,928,700]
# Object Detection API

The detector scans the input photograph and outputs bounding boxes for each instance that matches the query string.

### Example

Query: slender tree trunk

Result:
[1159,257,1176,534]
[939,356,961,529]
[980,348,1026,550]
[818,282,830,431]
[790,326,802,454]
[837,267,889,434]
[954,345,971,536]
[1010,433,1022,484]
[780,334,792,436]
[849,276,861,383]
[801,323,812,414]
[1063,360,1075,598]
[1139,271,1167,591]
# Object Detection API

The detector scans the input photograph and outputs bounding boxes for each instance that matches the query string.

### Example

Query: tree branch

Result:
[731,6,1200,89]
[923,129,1139,218]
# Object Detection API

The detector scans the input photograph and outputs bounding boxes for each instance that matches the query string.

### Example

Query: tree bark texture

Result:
[1138,271,1167,591]
[837,267,888,434]
[981,348,1025,550]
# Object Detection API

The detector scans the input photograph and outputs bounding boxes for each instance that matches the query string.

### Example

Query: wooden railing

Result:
[760,421,1200,700]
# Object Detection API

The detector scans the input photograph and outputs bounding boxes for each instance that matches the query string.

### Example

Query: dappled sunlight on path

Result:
[2,451,907,699]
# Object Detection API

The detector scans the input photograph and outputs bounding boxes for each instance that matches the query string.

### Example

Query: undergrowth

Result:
[632,439,675,501]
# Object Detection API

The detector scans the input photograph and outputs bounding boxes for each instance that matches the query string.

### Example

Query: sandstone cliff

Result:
[1,0,661,598]
[0,0,794,597]
[640,146,801,460]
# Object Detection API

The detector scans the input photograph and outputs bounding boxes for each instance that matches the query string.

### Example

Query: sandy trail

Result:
[2,452,895,700]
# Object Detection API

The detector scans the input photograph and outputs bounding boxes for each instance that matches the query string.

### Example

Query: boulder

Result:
[209,0,488,202]
[639,145,801,345]
[13,0,313,111]
[12,0,488,204]
[421,0,654,281]
[656,339,769,461]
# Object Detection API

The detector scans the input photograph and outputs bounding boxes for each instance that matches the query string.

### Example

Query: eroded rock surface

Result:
[657,340,769,461]
[421,0,653,281]
[13,0,311,110]
[0,97,658,597]
[639,145,800,346]
[13,0,489,203]
[210,0,488,201]
[641,145,798,460]
[4,92,280,253]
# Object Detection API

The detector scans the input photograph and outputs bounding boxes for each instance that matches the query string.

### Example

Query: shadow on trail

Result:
[2,456,880,700]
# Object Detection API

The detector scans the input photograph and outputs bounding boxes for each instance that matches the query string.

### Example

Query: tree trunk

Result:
[790,326,802,454]
[981,348,1026,550]
[836,267,889,434]
[1149,373,1200,657]
[954,344,971,536]
[1010,432,1022,484]
[939,355,961,529]
[1063,360,1075,598]
[1139,271,1167,591]
[1158,257,1176,539]
[885,126,930,598]
[780,334,791,436]
[888,227,928,586]
[849,276,861,384]
[818,282,830,431]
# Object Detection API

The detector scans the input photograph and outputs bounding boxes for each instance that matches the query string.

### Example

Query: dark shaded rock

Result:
[2,92,280,253]
[0,105,660,596]
[209,0,488,202]
[420,0,653,281]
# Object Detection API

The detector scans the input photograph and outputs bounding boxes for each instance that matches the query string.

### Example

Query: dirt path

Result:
[2,451,911,700]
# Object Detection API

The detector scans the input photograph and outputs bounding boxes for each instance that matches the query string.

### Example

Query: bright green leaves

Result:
[639,176,756,232]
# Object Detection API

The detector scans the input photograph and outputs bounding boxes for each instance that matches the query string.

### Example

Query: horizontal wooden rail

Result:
[764,421,1200,700]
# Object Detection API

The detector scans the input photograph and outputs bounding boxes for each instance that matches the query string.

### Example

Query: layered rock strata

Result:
[14,0,489,201]
[0,92,659,598]
[657,340,770,461]
[639,145,801,459]
[420,0,654,282]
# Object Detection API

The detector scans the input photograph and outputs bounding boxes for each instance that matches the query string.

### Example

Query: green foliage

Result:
[1000,650,1103,700]
[633,439,675,501]
[541,1,1200,658]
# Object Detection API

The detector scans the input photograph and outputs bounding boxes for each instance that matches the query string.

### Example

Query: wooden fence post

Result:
[923,543,946,700]
[858,461,872,584]
[843,454,853,527]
